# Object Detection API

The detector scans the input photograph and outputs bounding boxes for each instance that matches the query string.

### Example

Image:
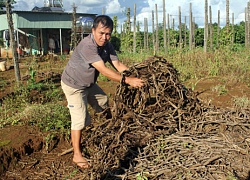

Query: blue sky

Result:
[13,0,248,32]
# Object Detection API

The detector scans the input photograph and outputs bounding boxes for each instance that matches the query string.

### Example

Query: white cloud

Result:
[14,0,43,10]
[137,0,247,31]
[12,0,248,32]
[74,0,106,6]
[105,0,125,14]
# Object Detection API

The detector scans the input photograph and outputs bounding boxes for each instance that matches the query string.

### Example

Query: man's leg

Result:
[87,84,112,118]
[71,130,89,168]
[61,81,91,168]
[87,84,109,113]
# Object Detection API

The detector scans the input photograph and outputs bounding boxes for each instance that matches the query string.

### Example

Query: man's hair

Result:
[92,15,113,32]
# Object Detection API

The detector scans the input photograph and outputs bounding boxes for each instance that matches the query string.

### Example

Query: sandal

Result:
[73,161,91,169]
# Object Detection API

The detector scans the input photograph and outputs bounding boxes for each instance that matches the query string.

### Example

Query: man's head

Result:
[92,15,113,47]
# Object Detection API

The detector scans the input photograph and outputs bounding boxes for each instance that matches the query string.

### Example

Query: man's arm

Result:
[109,60,128,73]
[91,60,144,88]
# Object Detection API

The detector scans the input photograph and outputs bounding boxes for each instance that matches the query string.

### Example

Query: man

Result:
[48,35,55,53]
[61,15,144,169]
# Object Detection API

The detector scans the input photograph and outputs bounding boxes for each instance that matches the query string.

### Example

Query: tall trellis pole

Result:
[167,13,170,48]
[133,4,136,53]
[152,10,155,53]
[226,0,230,30]
[155,4,159,53]
[144,18,148,50]
[217,10,220,48]
[204,0,208,52]
[209,6,213,50]
[178,6,182,50]
[163,0,167,53]
[189,3,193,50]
[247,2,250,48]
[231,12,234,45]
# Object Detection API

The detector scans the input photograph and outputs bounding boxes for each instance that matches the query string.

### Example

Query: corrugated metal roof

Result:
[0,11,97,30]
[0,10,97,15]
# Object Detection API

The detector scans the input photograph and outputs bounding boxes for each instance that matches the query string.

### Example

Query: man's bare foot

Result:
[73,156,91,169]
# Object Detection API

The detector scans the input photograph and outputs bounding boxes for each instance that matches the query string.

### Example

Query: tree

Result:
[120,7,133,52]
[0,0,16,9]
[234,21,245,44]
[194,28,204,47]
[0,0,6,9]
[110,16,121,51]
[112,16,118,37]
[5,0,21,83]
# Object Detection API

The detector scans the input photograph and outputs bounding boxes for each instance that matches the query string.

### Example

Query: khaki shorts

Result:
[61,81,108,130]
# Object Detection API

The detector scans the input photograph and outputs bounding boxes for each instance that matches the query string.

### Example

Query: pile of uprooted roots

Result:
[80,56,250,180]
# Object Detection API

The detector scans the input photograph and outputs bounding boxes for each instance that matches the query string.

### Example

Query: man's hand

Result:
[92,60,144,88]
[125,76,144,88]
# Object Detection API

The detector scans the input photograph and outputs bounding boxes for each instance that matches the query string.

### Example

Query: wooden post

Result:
[245,8,247,48]
[172,16,175,30]
[113,16,118,37]
[167,13,170,48]
[72,4,77,50]
[133,4,136,53]
[6,0,21,83]
[204,0,208,52]
[226,0,230,29]
[126,8,131,33]
[189,3,193,50]
[193,17,196,49]
[178,6,182,50]
[172,18,175,47]
[146,19,149,49]
[209,6,213,50]
[144,18,147,50]
[120,24,123,36]
[155,4,159,53]
[232,12,234,45]
[163,0,167,53]
[248,2,250,48]
[184,16,187,48]
[217,10,220,48]
[152,10,155,53]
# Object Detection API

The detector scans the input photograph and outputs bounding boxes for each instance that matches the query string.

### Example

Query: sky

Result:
[13,0,248,32]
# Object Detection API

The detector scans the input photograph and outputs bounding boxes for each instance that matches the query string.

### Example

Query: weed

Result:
[182,142,193,149]
[136,172,149,180]
[208,57,221,76]
[212,84,228,95]
[42,83,64,103]
[27,67,44,90]
[59,54,67,61]
[233,96,250,109]
[0,80,70,142]
[0,78,8,90]
[188,78,202,91]
[226,171,237,180]
[63,169,78,179]
[0,140,11,147]
[25,104,71,135]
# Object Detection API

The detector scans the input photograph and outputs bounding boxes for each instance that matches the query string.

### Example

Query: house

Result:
[0,7,96,57]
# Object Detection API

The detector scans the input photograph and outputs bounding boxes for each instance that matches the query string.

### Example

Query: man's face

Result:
[92,23,112,46]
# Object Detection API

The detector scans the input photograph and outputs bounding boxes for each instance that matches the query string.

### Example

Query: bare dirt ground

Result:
[0,57,250,179]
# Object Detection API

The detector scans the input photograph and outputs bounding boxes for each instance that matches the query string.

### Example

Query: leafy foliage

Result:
[0,0,16,10]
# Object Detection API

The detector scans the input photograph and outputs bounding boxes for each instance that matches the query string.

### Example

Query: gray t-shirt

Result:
[61,34,119,89]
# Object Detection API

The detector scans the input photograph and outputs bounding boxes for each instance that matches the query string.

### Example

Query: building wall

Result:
[0,14,9,31]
